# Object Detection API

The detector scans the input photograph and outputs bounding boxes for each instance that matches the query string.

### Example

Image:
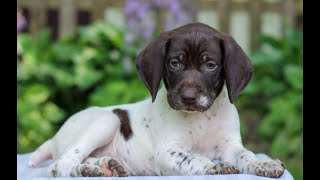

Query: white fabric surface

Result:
[17,153,294,180]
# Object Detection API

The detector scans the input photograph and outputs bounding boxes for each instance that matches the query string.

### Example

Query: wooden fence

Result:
[17,0,302,51]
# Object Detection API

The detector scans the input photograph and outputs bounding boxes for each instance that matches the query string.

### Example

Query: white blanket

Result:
[17,153,294,180]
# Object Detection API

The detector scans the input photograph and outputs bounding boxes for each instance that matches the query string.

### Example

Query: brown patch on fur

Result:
[113,109,133,140]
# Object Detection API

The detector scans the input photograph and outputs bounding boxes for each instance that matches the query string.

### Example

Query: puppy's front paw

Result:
[206,162,240,175]
[107,159,129,177]
[94,157,129,177]
[254,159,285,178]
[77,164,104,177]
[48,162,59,177]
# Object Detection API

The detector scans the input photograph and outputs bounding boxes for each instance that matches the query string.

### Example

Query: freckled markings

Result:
[181,156,188,164]
[170,152,176,156]
[187,157,195,164]
[51,169,57,177]
[51,163,58,177]
[178,156,188,167]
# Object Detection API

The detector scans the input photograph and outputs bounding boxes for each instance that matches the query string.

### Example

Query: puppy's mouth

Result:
[167,94,213,112]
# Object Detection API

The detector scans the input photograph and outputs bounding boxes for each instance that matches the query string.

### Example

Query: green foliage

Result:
[17,21,149,153]
[238,29,303,179]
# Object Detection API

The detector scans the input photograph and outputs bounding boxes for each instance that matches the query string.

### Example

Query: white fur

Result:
[29,84,284,177]
[198,95,209,107]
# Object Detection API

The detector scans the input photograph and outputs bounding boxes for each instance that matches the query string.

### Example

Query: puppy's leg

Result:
[70,164,104,177]
[48,110,121,177]
[28,139,53,167]
[154,148,239,176]
[74,156,129,177]
[221,144,285,178]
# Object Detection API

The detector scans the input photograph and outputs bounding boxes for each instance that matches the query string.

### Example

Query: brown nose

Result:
[181,88,198,104]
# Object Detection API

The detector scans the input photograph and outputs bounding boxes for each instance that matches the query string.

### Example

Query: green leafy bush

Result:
[237,29,303,179]
[17,21,149,153]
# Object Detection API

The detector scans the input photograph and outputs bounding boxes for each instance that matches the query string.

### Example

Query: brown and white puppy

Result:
[28,22,285,178]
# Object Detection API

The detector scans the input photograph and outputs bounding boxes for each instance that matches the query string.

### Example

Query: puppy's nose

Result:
[181,89,198,104]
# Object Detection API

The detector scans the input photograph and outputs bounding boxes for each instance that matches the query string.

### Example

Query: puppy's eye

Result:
[169,59,181,69]
[205,61,217,71]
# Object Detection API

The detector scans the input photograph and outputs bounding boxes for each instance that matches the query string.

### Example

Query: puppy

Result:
[29,22,285,178]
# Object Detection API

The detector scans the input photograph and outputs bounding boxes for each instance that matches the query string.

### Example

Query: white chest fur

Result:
[91,84,242,175]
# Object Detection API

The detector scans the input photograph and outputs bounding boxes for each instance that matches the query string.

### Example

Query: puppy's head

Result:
[136,23,253,112]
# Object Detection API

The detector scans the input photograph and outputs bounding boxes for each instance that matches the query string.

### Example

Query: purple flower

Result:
[123,57,132,73]
[125,33,134,44]
[144,24,155,39]
[153,0,167,8]
[124,0,197,48]
[164,19,174,31]
[124,0,140,15]
[17,10,27,33]
[136,4,150,19]
[169,1,180,13]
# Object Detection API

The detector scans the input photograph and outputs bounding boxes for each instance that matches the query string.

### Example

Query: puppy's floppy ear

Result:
[136,31,171,102]
[219,33,253,103]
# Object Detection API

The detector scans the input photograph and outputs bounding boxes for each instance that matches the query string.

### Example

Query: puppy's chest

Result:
[180,115,223,158]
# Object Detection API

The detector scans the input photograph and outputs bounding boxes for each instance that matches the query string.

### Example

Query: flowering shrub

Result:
[17,10,27,33]
[124,0,197,47]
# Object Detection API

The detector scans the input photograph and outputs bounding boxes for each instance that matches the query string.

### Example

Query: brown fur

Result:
[112,109,133,140]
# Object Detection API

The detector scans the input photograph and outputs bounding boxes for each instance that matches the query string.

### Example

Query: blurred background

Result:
[17,0,303,179]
